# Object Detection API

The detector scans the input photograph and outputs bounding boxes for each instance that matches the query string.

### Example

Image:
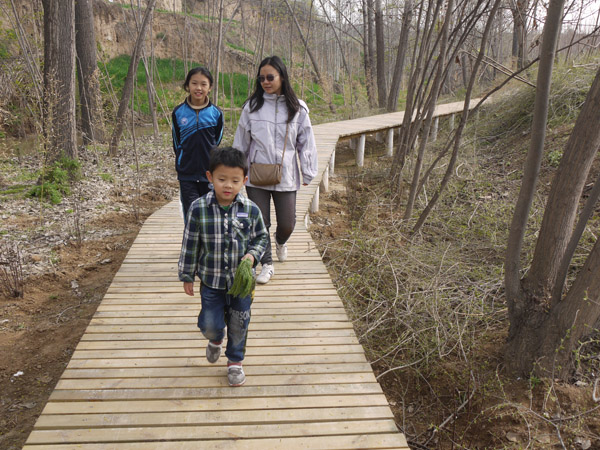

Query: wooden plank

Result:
[27,420,399,444]
[74,336,359,350]
[34,406,394,428]
[83,319,354,333]
[65,353,368,369]
[70,344,365,359]
[78,328,357,341]
[49,383,385,401]
[43,394,389,414]
[61,362,372,378]
[23,433,409,449]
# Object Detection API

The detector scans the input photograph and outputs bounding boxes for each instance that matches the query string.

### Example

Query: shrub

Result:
[0,242,24,298]
[27,156,81,204]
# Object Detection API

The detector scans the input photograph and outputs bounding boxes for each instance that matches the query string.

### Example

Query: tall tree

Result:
[213,0,225,105]
[363,0,377,107]
[375,0,387,108]
[108,0,157,156]
[282,0,323,84]
[75,0,105,144]
[133,0,159,139]
[42,0,77,159]
[510,0,529,68]
[387,0,413,111]
[505,66,600,379]
[502,0,592,378]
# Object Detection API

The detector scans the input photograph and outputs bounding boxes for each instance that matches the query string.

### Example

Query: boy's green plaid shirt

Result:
[178,191,268,290]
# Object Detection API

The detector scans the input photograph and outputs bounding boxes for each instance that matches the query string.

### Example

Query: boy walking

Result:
[178,147,268,386]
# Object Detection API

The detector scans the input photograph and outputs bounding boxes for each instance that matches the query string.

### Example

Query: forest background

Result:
[1,0,600,448]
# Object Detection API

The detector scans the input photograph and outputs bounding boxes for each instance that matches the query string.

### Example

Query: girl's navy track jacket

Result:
[172,100,223,182]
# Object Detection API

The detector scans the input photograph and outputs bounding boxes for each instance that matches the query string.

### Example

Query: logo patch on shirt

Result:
[236,212,249,218]
[181,117,188,125]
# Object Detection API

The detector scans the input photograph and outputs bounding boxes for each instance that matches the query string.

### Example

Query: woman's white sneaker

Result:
[256,264,274,284]
[275,239,288,262]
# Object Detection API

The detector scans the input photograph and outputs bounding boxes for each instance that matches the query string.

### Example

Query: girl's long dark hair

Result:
[246,56,301,123]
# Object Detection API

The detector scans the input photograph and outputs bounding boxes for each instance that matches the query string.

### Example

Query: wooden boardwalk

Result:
[23,101,471,449]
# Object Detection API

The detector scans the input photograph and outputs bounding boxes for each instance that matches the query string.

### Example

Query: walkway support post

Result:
[357,134,366,167]
[321,166,329,193]
[329,150,335,176]
[310,185,320,213]
[449,113,455,130]
[431,117,439,141]
[386,129,394,156]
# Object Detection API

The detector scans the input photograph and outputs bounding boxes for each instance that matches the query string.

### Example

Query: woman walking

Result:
[233,56,318,284]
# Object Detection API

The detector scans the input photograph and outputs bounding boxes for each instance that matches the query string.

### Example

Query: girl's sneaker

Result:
[227,363,246,386]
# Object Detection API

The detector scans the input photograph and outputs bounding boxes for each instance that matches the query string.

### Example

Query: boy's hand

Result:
[242,253,255,265]
[183,282,194,296]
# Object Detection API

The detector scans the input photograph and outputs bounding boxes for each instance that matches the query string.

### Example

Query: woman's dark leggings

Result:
[246,186,296,265]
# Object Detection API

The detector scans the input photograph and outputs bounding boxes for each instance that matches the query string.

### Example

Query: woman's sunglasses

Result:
[257,74,278,83]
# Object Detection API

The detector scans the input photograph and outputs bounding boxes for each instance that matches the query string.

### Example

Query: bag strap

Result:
[251,122,290,167]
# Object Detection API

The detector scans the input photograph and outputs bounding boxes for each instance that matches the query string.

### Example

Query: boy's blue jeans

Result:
[198,284,252,363]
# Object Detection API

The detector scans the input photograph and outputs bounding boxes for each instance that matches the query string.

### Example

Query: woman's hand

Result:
[242,253,255,265]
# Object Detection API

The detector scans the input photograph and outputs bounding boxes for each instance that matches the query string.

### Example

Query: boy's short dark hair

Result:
[209,147,248,175]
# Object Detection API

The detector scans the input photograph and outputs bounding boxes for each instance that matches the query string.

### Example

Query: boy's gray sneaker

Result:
[206,341,222,363]
[227,364,246,387]
[275,237,288,262]
[256,264,274,284]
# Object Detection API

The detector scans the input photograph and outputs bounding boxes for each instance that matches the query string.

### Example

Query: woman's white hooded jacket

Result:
[233,93,318,191]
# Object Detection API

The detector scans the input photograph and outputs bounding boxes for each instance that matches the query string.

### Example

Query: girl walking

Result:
[172,67,224,222]
[233,56,318,284]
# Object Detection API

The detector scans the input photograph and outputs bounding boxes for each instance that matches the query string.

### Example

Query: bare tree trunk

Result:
[214,0,224,106]
[42,0,77,160]
[375,0,387,108]
[504,0,570,377]
[75,0,105,145]
[133,0,158,139]
[524,67,600,303]
[387,0,413,112]
[282,0,322,84]
[366,0,377,107]
[505,0,564,304]
[411,0,502,233]
[317,0,353,96]
[108,0,157,156]
[511,0,529,69]
[404,0,454,220]
[362,0,376,107]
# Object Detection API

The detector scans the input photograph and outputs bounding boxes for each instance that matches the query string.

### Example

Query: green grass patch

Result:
[0,185,30,196]
[99,172,114,183]
[27,156,81,204]
[102,56,254,115]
